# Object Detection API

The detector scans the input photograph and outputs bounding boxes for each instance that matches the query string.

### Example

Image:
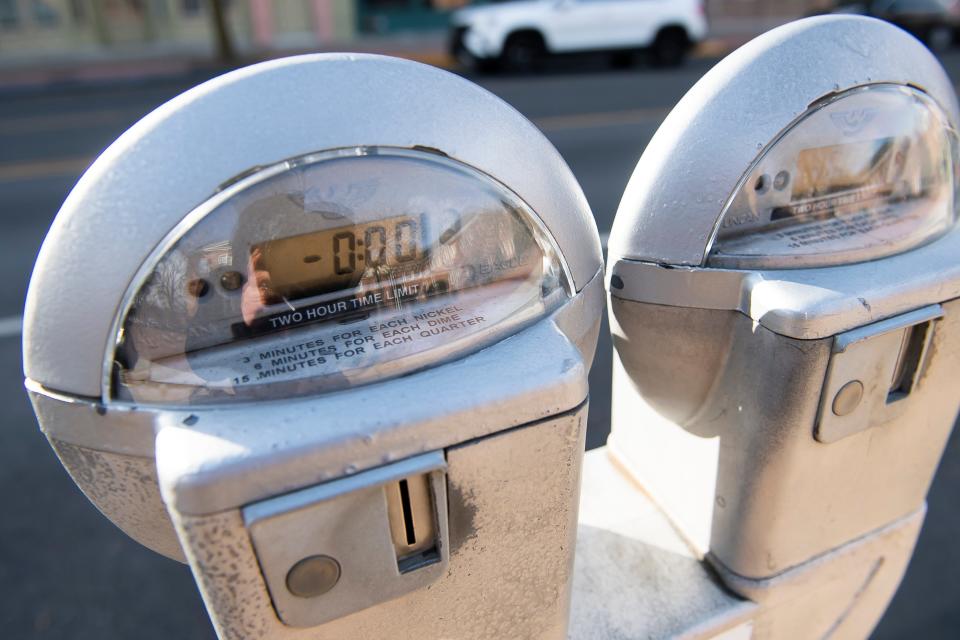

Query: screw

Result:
[774,170,790,191]
[186,279,209,298]
[220,271,244,291]
[286,555,341,598]
[832,380,864,416]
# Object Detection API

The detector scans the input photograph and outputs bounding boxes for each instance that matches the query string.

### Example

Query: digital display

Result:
[251,215,425,304]
[233,211,543,340]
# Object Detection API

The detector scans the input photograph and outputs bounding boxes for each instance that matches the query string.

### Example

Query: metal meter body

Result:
[606,16,960,636]
[24,55,603,638]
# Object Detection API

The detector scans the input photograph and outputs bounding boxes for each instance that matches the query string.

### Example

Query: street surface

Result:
[1,54,959,638]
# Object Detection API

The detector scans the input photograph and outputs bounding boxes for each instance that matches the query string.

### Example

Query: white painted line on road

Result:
[0,315,23,338]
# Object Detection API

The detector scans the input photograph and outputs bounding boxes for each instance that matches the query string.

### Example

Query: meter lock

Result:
[243,452,449,627]
[816,305,942,444]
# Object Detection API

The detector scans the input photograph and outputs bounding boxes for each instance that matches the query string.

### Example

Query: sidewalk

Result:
[0,16,799,92]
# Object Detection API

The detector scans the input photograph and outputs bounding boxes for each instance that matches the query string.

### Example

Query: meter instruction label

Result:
[248,304,485,383]
[141,283,537,394]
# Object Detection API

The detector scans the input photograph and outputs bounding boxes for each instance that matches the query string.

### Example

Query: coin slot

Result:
[398,479,416,545]
[386,474,439,574]
[887,321,931,403]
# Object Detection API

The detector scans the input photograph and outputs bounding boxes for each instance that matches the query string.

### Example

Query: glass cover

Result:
[707,84,958,268]
[112,147,571,405]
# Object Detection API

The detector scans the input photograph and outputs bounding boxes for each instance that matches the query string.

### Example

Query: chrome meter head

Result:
[607,16,960,639]
[113,147,571,405]
[24,53,603,636]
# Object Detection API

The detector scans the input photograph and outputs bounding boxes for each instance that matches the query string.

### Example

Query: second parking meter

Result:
[24,55,603,638]
[607,15,960,636]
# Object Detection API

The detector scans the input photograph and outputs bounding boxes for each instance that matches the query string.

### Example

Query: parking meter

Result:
[24,54,603,638]
[606,15,960,637]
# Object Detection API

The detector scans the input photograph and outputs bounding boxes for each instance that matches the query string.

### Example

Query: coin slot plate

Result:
[816,305,942,444]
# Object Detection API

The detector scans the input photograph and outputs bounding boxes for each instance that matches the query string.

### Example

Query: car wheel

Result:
[610,50,638,69]
[652,28,689,67]
[501,33,545,73]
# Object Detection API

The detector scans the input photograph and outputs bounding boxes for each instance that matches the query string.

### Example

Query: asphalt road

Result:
[1,53,958,638]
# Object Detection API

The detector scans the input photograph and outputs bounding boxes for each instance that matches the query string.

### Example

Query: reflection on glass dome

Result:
[708,85,958,269]
[113,147,571,405]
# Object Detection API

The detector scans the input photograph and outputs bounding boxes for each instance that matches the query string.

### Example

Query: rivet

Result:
[220,271,244,291]
[774,170,790,191]
[832,381,864,416]
[286,555,341,598]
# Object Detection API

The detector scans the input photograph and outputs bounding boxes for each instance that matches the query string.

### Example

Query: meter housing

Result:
[24,55,603,637]
[607,15,960,637]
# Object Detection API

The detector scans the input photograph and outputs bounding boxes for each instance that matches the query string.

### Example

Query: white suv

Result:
[450,0,708,71]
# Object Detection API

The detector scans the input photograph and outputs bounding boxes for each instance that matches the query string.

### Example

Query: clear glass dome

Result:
[707,84,958,269]
[111,147,571,405]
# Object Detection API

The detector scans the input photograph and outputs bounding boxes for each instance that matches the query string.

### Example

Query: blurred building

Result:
[0,0,842,61]
[356,0,468,34]
[0,1,356,59]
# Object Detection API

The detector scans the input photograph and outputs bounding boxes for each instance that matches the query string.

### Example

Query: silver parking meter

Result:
[24,55,603,638]
[606,16,960,637]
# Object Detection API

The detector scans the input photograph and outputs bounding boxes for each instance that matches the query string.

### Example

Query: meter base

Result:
[571,449,923,640]
[168,405,587,640]
[707,507,923,639]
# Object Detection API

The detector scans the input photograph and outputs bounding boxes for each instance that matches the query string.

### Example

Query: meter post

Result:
[597,15,960,638]
[23,55,604,638]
